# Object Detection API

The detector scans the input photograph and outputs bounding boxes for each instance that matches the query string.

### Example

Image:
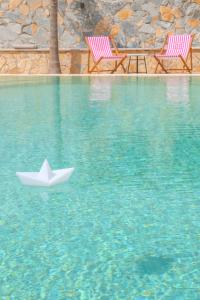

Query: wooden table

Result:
[126,54,148,74]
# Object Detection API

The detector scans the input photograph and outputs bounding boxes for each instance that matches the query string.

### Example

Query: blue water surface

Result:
[0,76,200,299]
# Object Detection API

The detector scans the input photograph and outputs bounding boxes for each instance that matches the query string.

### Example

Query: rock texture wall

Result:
[0,0,200,49]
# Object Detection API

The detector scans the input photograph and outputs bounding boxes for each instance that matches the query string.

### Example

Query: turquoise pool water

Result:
[0,76,200,299]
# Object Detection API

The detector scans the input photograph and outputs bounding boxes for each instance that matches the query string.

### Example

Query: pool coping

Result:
[0,73,200,77]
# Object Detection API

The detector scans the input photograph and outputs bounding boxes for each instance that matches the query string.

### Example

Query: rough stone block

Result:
[116,8,133,21]
[139,24,155,34]
[187,18,200,28]
[9,0,23,10]
[160,6,174,22]
[110,24,120,36]
[19,4,29,16]
[29,0,42,11]
[94,16,112,35]
[192,0,200,4]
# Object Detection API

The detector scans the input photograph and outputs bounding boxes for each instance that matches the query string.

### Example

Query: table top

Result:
[126,53,150,57]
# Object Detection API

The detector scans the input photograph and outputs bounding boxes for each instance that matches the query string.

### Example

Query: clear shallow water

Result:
[0,76,200,299]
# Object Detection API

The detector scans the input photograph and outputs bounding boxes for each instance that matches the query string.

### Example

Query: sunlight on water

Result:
[0,76,200,299]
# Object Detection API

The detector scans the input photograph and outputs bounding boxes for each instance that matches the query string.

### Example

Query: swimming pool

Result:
[0,76,200,299]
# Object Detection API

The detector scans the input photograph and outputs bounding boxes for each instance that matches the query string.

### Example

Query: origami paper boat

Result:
[16,159,74,187]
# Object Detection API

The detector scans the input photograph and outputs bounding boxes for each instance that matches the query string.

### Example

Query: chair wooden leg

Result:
[136,56,139,73]
[144,56,147,73]
[190,50,193,70]
[154,56,168,73]
[87,51,90,73]
[179,55,191,73]
[111,57,127,74]
[121,60,127,73]
[127,57,131,73]
[155,62,159,73]
[89,64,98,73]
[89,58,103,73]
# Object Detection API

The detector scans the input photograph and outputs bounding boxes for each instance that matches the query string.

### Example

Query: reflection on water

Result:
[51,77,63,164]
[89,77,112,101]
[166,77,190,104]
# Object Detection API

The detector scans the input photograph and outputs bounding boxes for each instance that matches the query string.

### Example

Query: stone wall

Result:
[0,0,200,49]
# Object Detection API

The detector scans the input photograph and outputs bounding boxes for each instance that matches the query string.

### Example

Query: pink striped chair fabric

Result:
[155,34,192,59]
[86,36,125,62]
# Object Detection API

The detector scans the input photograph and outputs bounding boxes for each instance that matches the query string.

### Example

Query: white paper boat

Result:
[16,159,74,187]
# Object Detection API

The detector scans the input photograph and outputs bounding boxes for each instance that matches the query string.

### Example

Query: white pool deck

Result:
[0,73,200,77]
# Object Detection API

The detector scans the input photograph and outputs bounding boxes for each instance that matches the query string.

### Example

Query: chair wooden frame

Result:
[85,36,127,74]
[154,34,194,74]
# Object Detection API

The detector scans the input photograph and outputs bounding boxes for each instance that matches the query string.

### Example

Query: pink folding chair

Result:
[154,34,194,73]
[85,36,127,74]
